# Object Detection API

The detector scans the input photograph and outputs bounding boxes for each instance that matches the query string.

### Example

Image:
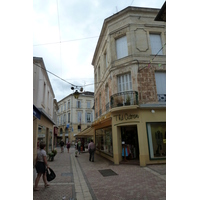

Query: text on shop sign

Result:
[114,113,139,121]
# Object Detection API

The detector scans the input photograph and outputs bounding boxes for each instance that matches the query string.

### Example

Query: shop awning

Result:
[33,104,41,120]
[76,127,94,138]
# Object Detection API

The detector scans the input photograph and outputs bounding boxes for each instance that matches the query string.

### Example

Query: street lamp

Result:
[71,85,83,99]
[73,90,80,99]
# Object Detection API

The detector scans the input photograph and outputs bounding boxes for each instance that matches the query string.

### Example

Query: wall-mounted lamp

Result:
[151,110,155,114]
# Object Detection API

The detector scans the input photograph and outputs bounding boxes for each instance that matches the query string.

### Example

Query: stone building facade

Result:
[56,91,94,145]
[90,6,166,166]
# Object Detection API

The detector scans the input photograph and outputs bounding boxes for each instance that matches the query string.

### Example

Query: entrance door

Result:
[121,125,139,160]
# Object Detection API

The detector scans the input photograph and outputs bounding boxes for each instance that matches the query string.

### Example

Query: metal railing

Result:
[110,91,138,108]
[106,102,110,111]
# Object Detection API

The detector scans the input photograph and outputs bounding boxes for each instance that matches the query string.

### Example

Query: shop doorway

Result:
[121,125,139,163]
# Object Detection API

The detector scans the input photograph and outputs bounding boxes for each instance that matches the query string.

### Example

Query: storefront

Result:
[95,126,113,156]
[92,105,166,166]
[33,107,56,163]
[76,127,94,151]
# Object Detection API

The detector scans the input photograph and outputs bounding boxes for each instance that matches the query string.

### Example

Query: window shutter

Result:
[116,36,128,59]
[85,112,87,123]
[91,113,93,122]
[155,72,166,94]
[150,34,163,55]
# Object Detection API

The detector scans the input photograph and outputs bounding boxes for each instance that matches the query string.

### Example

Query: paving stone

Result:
[34,147,166,200]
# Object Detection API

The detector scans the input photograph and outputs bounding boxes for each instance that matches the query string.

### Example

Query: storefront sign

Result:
[114,113,139,121]
[33,105,41,120]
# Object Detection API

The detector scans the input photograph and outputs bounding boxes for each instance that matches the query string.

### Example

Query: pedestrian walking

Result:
[66,141,70,153]
[77,139,81,154]
[60,139,64,153]
[88,139,96,162]
[34,141,50,191]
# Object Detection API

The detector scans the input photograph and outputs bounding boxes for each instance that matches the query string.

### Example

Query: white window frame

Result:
[117,73,132,92]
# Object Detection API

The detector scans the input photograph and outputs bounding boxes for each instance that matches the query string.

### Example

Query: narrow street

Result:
[33,147,166,200]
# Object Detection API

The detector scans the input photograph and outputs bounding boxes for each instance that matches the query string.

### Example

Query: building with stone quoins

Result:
[56,91,94,145]
[80,6,166,167]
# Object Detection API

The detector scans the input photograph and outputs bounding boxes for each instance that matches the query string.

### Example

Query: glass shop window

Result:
[95,126,113,156]
[147,122,166,159]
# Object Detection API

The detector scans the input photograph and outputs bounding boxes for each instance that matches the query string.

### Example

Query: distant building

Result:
[56,91,94,146]
[89,6,166,166]
[33,57,57,163]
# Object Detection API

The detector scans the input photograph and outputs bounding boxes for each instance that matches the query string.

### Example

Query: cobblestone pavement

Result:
[33,147,166,200]
[33,147,74,200]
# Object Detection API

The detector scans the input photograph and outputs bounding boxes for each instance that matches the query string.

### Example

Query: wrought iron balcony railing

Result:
[110,91,138,108]
[106,102,110,111]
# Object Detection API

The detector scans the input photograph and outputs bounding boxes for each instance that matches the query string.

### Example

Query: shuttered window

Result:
[77,100,81,108]
[117,73,132,92]
[155,72,166,102]
[116,36,128,59]
[85,112,93,123]
[155,72,166,94]
[150,34,163,55]
[77,111,82,123]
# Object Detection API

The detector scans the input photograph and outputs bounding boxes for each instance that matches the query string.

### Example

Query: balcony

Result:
[110,91,138,108]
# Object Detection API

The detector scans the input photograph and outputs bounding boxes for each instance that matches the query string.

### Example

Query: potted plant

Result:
[125,95,131,105]
[116,96,123,107]
[48,148,57,161]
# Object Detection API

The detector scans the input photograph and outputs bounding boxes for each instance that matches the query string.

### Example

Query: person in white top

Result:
[34,141,50,191]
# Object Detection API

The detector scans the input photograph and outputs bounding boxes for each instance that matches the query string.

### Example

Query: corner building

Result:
[92,6,166,166]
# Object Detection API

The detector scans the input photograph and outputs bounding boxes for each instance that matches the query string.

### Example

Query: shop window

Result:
[146,122,166,159]
[95,126,113,156]
[38,125,46,144]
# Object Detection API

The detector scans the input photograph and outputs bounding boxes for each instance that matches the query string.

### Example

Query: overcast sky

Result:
[33,0,165,102]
